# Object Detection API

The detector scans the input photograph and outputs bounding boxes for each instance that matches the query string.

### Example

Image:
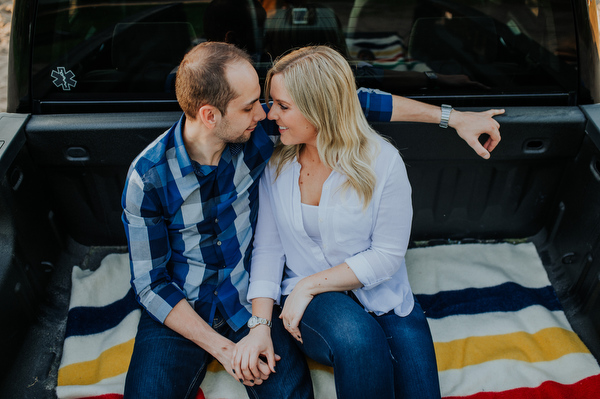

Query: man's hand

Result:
[232,326,279,386]
[163,300,269,387]
[449,108,505,159]
[389,95,504,159]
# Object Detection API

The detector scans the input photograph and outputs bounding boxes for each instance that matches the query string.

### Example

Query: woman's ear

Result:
[198,105,221,129]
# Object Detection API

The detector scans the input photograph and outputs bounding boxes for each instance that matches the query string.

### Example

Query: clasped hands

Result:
[230,326,278,387]
[229,287,313,386]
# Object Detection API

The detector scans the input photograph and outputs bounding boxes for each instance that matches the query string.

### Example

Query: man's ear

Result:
[198,105,221,129]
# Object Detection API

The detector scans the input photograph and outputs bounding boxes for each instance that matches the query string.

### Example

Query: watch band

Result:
[247,315,272,329]
[440,104,453,128]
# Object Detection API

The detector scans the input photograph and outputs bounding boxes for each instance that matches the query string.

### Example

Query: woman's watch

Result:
[440,104,453,128]
[247,315,272,329]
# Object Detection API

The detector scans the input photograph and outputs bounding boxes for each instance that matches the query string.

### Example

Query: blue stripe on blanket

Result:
[64,287,140,338]
[416,281,563,319]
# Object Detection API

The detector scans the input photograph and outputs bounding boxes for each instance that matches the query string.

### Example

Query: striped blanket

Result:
[56,243,600,398]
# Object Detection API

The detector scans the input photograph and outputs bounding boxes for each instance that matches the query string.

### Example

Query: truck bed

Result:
[1,236,599,398]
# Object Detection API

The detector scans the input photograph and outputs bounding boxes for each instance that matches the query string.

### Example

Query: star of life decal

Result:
[51,67,77,91]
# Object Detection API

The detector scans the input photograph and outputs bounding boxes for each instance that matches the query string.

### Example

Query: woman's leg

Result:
[290,291,395,399]
[376,299,441,399]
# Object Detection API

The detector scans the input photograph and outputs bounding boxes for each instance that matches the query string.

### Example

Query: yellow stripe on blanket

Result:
[57,338,135,386]
[435,327,590,371]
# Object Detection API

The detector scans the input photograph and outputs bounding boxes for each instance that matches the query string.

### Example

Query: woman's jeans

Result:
[286,291,441,399]
[123,307,313,399]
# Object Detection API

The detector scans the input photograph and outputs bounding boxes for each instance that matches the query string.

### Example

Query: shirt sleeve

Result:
[247,168,286,304]
[344,149,413,290]
[357,87,393,122]
[121,168,186,323]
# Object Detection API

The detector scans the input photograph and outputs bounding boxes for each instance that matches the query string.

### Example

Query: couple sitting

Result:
[121,42,503,399]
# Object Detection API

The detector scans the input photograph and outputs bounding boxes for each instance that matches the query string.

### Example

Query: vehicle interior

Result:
[30,0,577,107]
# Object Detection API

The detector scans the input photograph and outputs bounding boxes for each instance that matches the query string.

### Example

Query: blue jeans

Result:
[285,291,441,399]
[124,307,314,399]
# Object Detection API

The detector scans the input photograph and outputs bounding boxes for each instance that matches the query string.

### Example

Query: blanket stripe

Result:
[426,307,572,341]
[435,327,589,370]
[64,289,139,338]
[438,354,600,395]
[444,374,600,399]
[417,282,562,318]
[57,243,600,399]
[58,339,135,386]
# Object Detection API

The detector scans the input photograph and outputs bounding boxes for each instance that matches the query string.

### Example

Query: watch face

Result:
[248,316,257,328]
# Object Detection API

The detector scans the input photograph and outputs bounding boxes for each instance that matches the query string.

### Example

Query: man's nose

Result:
[255,103,266,121]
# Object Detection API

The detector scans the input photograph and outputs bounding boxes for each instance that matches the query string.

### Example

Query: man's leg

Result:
[124,311,212,399]
[237,306,314,399]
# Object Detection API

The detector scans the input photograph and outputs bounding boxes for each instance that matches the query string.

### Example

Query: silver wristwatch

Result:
[440,104,453,128]
[247,315,272,329]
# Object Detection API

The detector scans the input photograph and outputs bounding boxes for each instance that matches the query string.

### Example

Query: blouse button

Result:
[217,240,222,246]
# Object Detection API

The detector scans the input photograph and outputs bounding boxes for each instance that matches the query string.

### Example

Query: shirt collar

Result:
[173,114,195,176]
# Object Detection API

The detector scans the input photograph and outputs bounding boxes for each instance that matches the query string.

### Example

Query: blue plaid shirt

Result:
[121,88,392,331]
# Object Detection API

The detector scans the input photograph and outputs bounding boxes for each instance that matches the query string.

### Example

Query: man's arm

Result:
[164,299,269,386]
[390,95,505,159]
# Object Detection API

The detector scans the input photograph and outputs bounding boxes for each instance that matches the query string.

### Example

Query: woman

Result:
[234,46,441,398]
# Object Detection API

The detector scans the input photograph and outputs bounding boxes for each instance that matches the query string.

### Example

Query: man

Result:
[121,41,503,398]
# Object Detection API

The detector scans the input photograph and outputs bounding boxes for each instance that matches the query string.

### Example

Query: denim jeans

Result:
[285,291,441,399]
[124,306,314,399]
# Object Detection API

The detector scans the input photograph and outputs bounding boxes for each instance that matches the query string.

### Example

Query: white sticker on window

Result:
[51,67,77,91]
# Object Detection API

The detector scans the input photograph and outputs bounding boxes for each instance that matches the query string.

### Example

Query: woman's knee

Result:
[301,293,390,361]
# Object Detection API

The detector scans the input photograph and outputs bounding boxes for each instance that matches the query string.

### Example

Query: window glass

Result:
[32,0,578,106]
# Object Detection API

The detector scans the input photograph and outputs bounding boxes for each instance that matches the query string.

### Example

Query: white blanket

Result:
[56,243,600,399]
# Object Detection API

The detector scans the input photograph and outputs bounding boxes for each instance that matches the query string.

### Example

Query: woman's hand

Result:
[232,326,279,386]
[280,281,315,344]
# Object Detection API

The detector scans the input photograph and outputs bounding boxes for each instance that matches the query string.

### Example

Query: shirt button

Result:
[319,218,323,223]
[214,291,218,295]
[217,241,222,246]
[215,218,219,223]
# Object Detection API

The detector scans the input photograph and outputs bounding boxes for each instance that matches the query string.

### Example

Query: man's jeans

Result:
[287,291,441,399]
[124,307,314,399]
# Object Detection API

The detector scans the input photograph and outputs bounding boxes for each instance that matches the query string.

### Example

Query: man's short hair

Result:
[175,42,253,118]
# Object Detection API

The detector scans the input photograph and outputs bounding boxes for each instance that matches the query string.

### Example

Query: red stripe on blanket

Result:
[444,374,600,399]
[79,388,206,399]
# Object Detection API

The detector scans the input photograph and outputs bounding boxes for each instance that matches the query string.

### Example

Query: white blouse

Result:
[248,136,415,317]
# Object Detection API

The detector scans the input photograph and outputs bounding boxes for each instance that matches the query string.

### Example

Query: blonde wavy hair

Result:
[265,46,381,207]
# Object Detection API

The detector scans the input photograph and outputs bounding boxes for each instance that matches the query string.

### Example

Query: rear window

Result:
[32,0,578,109]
